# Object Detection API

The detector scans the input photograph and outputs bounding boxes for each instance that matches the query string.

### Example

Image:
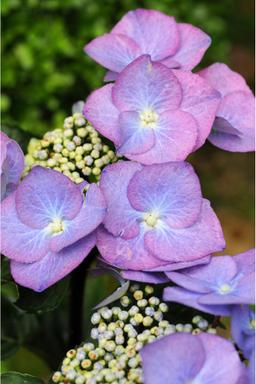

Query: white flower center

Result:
[218,283,232,295]
[47,218,64,235]
[143,212,160,228]
[140,109,158,128]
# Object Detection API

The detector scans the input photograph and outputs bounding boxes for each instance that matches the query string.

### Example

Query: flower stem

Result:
[68,246,97,348]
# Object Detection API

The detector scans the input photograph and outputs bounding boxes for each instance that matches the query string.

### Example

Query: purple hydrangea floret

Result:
[231,305,255,359]
[1,132,24,201]
[84,8,211,80]
[140,332,244,384]
[83,55,220,164]
[96,160,225,273]
[199,63,255,152]
[1,166,106,291]
[163,249,255,316]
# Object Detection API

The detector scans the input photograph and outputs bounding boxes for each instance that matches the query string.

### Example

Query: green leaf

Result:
[1,297,35,360]
[1,256,11,282]
[1,371,44,384]
[15,278,69,314]
[1,281,19,303]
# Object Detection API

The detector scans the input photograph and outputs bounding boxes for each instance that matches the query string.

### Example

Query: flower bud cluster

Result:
[52,284,216,383]
[24,113,118,183]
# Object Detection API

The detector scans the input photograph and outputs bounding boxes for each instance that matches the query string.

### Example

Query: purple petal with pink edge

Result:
[234,249,255,275]
[144,199,225,262]
[166,256,238,291]
[84,33,141,73]
[125,109,199,164]
[111,9,179,61]
[96,226,165,271]
[104,70,118,82]
[5,139,24,185]
[163,286,232,316]
[0,131,9,167]
[159,57,181,69]
[160,255,211,272]
[117,111,155,156]
[199,63,251,97]
[141,333,205,384]
[121,254,211,274]
[50,183,106,253]
[15,167,82,229]
[209,91,255,152]
[169,23,211,70]
[11,233,96,292]
[174,69,221,149]
[127,162,202,229]
[112,55,182,113]
[1,132,24,200]
[83,84,121,146]
[122,271,169,284]
[1,192,50,263]
[196,333,244,384]
[99,161,142,239]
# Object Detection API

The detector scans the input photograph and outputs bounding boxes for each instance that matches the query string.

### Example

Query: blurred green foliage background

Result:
[1,0,254,382]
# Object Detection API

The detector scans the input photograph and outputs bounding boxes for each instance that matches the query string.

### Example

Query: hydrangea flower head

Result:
[1,131,24,201]
[141,332,244,384]
[96,161,225,272]
[1,166,106,291]
[164,249,255,315]
[199,63,255,152]
[84,55,221,164]
[231,305,255,359]
[84,8,211,80]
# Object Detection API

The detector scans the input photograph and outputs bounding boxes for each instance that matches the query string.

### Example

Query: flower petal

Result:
[208,91,255,152]
[144,199,225,261]
[50,183,106,253]
[112,55,182,112]
[166,256,238,293]
[15,166,82,229]
[104,70,118,82]
[1,192,50,263]
[127,162,202,229]
[112,9,179,60]
[99,161,142,239]
[122,270,169,284]
[96,226,165,271]
[124,110,199,164]
[168,23,211,70]
[196,333,244,384]
[234,249,255,276]
[83,84,121,145]
[11,234,96,292]
[117,111,155,156]
[84,33,141,72]
[163,286,232,316]
[141,333,205,384]
[199,63,251,97]
[174,70,221,149]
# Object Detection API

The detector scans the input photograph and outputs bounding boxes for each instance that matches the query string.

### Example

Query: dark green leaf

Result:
[15,279,69,314]
[1,256,11,282]
[1,281,19,303]
[1,371,44,384]
[1,297,34,360]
